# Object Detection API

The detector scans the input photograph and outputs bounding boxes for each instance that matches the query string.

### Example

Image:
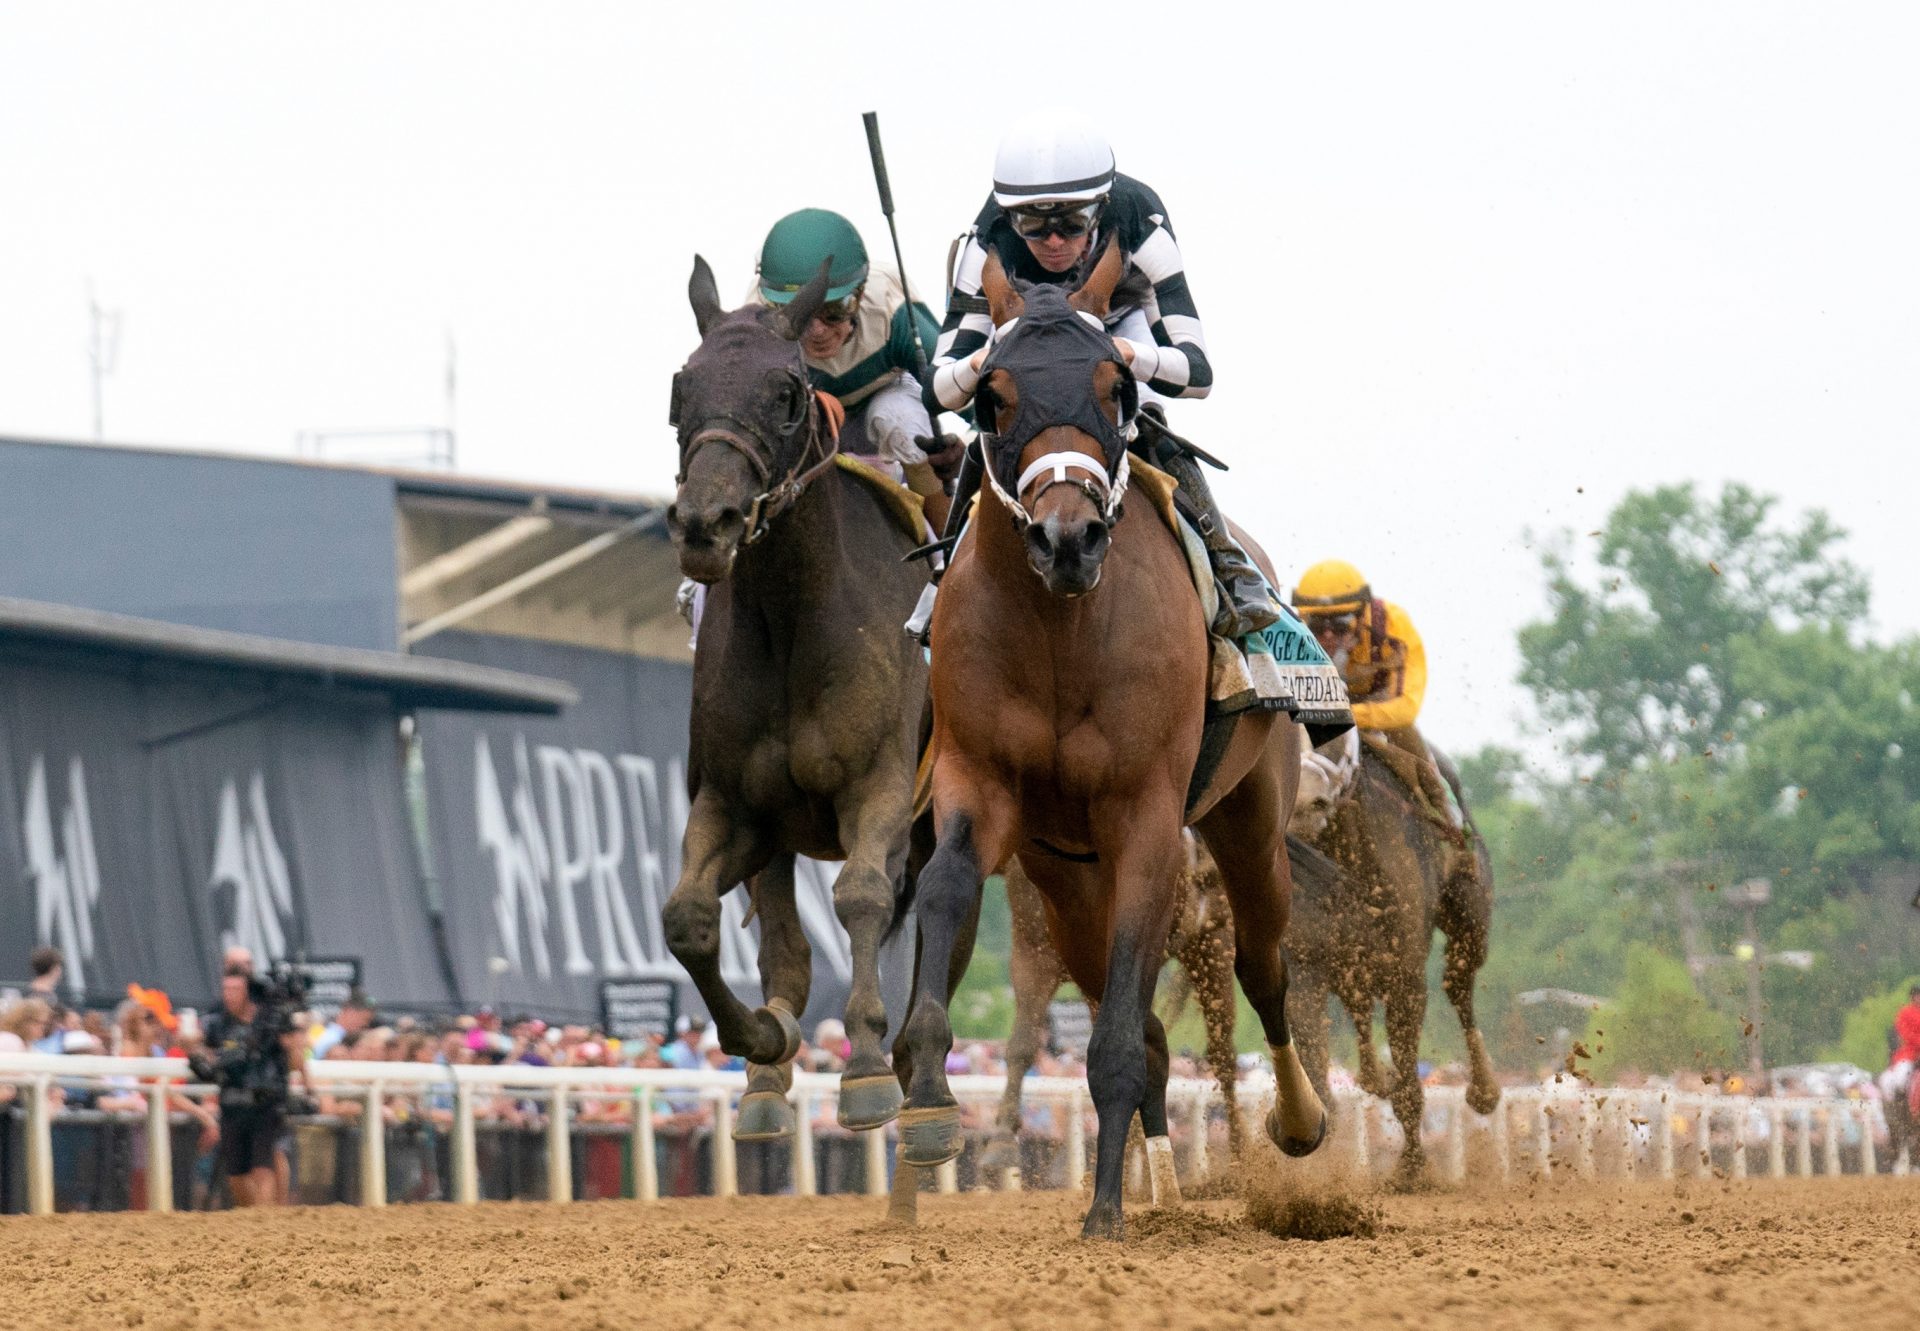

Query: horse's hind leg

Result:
[736,856,809,1142]
[1140,1010,1182,1206]
[987,871,1063,1175]
[1197,740,1327,1158]
[663,793,788,1064]
[1437,853,1501,1115]
[1074,814,1184,1240]
[1383,979,1429,1185]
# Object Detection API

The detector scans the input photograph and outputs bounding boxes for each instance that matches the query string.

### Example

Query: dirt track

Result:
[6,1175,1915,1331]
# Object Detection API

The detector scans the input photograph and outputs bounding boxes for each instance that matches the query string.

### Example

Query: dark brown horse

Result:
[662,257,929,1138]
[1285,729,1500,1180]
[893,245,1326,1239]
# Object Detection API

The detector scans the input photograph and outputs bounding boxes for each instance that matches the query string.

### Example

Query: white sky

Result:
[3,2,1916,765]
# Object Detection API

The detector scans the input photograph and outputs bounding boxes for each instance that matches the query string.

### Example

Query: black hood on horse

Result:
[976,281,1138,500]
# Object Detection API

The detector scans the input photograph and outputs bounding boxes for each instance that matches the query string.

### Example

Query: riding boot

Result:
[1153,446,1281,638]
[904,439,984,644]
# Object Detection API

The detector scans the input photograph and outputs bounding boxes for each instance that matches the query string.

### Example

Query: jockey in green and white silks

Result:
[749,208,955,525]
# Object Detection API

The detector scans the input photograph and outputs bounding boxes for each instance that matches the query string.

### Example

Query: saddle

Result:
[833,453,929,544]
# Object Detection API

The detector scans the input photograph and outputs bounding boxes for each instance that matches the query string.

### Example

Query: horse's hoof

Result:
[733,1089,796,1142]
[1080,1205,1124,1241]
[898,1104,963,1166]
[838,1075,905,1131]
[1466,1082,1502,1116]
[1269,1105,1329,1159]
[758,1002,804,1066]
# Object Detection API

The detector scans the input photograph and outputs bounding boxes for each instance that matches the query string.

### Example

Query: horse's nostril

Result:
[1025,523,1056,565]
[1082,520,1110,558]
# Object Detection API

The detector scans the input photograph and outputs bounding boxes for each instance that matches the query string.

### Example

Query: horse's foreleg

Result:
[662,794,786,1063]
[831,785,916,1130]
[1348,996,1392,1098]
[1437,860,1501,1116]
[1198,745,1328,1158]
[899,804,1004,1167]
[1287,966,1335,1114]
[1080,820,1183,1240]
[886,861,982,1227]
[736,856,809,1142]
[1383,980,1429,1184]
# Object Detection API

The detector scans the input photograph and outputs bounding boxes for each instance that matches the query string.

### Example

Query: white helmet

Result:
[991,112,1116,209]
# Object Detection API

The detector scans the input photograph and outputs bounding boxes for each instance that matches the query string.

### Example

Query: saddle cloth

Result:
[834,453,930,544]
[1127,460,1353,742]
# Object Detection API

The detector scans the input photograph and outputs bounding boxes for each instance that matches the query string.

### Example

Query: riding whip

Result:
[861,111,931,373]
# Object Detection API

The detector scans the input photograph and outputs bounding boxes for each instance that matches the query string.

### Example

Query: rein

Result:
[677,376,842,548]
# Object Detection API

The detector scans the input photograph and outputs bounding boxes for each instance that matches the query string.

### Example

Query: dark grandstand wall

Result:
[0,438,400,651]
[0,643,452,1012]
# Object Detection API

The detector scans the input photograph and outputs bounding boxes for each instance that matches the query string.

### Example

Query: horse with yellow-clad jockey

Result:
[1281,557,1501,1182]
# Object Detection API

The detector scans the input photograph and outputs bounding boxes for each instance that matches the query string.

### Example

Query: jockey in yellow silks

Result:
[1290,560,1463,844]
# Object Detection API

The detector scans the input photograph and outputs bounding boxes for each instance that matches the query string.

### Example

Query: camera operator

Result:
[192,962,304,1206]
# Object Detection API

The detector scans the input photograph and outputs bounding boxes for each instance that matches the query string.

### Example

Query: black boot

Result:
[1138,413,1278,638]
[904,440,984,644]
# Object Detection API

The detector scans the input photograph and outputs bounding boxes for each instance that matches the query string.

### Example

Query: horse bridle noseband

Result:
[669,356,840,547]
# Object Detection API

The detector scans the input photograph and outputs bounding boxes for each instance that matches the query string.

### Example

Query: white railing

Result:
[0,1054,1906,1216]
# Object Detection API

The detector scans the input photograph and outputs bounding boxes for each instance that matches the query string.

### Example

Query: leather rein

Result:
[675,367,842,548]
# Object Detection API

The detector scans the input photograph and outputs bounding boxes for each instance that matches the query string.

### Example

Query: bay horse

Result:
[1285,728,1501,1181]
[894,244,1327,1239]
[983,847,1242,1185]
[662,256,928,1139]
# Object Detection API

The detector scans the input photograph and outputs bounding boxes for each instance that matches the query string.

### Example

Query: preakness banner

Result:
[413,631,882,1027]
[0,657,454,1013]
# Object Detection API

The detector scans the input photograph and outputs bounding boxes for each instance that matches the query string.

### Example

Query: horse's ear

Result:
[1068,236,1125,319]
[689,256,724,337]
[777,259,835,340]
[981,250,1024,326]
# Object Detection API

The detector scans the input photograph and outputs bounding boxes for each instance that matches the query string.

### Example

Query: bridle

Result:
[976,300,1138,534]
[670,352,841,548]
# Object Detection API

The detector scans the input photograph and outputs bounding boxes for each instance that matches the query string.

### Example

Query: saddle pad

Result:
[835,453,928,544]
[1130,459,1352,745]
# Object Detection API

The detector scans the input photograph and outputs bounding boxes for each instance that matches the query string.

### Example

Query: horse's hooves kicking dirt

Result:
[897,1104,963,1166]
[836,1075,904,1130]
[1269,1106,1330,1158]
[732,1089,796,1142]
[1466,1083,1502,1116]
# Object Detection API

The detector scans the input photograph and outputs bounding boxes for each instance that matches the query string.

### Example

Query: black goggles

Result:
[1008,201,1102,240]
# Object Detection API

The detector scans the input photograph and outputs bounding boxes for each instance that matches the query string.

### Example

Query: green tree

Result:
[1517,483,1866,781]
[1825,976,1920,1071]
[1585,944,1740,1081]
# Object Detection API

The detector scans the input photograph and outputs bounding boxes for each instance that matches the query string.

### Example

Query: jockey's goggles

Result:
[1008,200,1102,240]
[1311,612,1361,636]
[810,291,861,326]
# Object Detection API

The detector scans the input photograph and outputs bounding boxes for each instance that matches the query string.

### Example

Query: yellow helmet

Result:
[1292,559,1372,617]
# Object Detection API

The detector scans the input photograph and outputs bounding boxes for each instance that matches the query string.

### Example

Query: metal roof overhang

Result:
[0,596,576,714]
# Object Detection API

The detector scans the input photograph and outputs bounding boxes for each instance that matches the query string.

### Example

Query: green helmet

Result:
[757,209,869,305]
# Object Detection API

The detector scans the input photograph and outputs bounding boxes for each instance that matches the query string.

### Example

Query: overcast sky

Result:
[3,3,1915,765]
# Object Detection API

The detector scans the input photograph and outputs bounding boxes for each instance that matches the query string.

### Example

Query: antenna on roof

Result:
[88,279,121,442]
